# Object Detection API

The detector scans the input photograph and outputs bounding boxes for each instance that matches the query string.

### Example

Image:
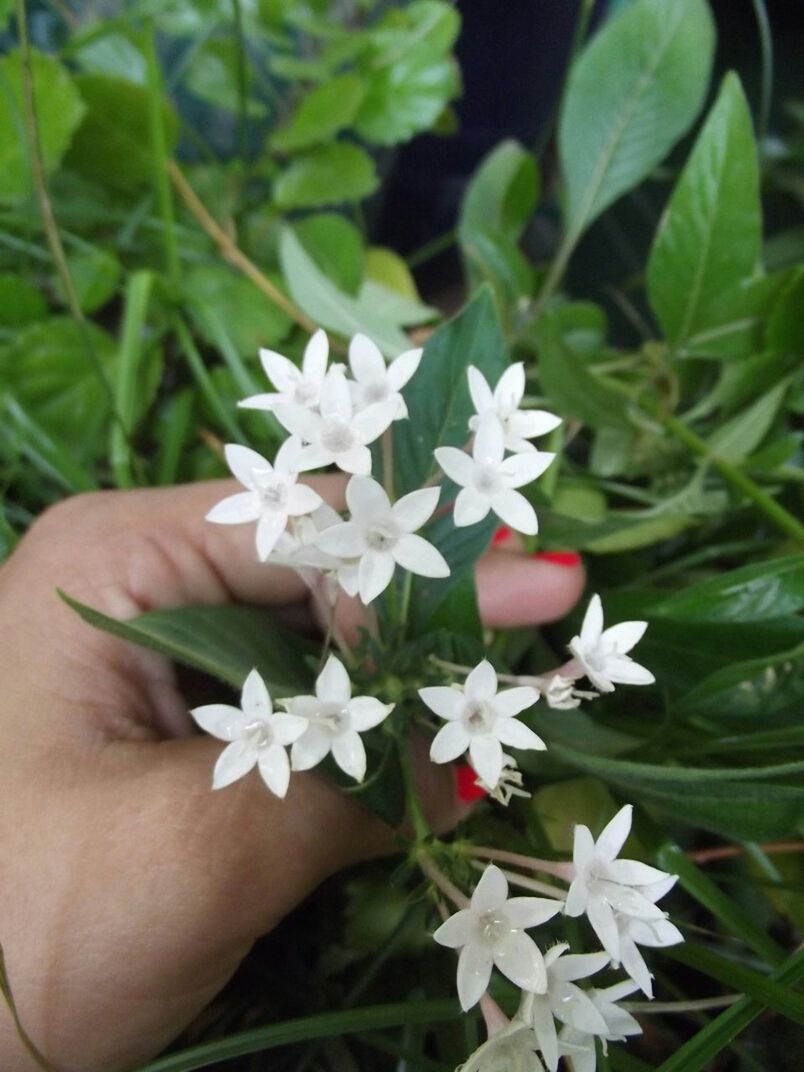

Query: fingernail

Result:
[492,526,512,547]
[455,763,487,802]
[533,551,582,567]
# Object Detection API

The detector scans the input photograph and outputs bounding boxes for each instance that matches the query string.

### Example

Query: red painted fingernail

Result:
[456,763,487,802]
[533,551,582,567]
[492,526,512,547]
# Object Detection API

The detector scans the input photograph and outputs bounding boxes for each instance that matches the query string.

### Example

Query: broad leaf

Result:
[271,74,365,151]
[184,264,293,356]
[295,213,365,296]
[558,0,714,238]
[654,555,804,623]
[706,379,790,463]
[675,642,804,724]
[0,273,46,327]
[647,73,762,351]
[274,142,378,209]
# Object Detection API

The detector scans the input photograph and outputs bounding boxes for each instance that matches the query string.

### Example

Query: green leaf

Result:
[184,263,293,357]
[271,74,365,151]
[279,228,412,356]
[0,49,86,201]
[558,0,714,237]
[0,273,46,327]
[675,642,804,724]
[184,39,266,117]
[766,266,804,355]
[654,555,804,622]
[647,73,762,351]
[60,594,316,696]
[73,30,147,84]
[706,378,789,463]
[356,280,437,328]
[393,286,508,496]
[295,213,365,296]
[55,246,121,314]
[354,0,461,146]
[365,247,421,300]
[65,74,178,192]
[274,142,378,209]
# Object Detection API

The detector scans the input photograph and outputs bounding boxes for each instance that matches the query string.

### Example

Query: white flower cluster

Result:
[435,806,681,1072]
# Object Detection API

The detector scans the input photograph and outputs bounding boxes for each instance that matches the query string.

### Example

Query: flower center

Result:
[365,521,398,551]
[478,909,510,946]
[320,421,355,454]
[256,479,288,510]
[293,379,318,406]
[243,719,273,749]
[318,702,350,735]
[473,465,501,497]
[463,700,495,735]
[363,380,388,404]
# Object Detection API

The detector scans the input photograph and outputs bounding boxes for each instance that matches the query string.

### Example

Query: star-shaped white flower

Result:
[274,364,397,475]
[348,333,422,418]
[565,805,677,963]
[558,981,642,1072]
[435,414,554,535]
[522,944,609,1072]
[190,669,307,797]
[420,660,544,790]
[468,364,561,454]
[314,475,449,604]
[459,1021,546,1072]
[568,594,655,693]
[205,440,323,560]
[433,864,562,1010]
[239,328,329,413]
[280,655,394,782]
[616,904,683,997]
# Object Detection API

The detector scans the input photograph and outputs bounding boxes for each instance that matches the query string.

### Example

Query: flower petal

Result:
[241,668,272,718]
[386,347,422,391]
[494,717,546,752]
[508,409,562,439]
[430,720,470,763]
[256,512,286,560]
[224,444,271,489]
[332,729,367,781]
[212,739,257,789]
[393,534,450,578]
[349,333,386,383]
[573,824,595,871]
[205,492,260,525]
[434,446,475,487]
[319,365,352,421]
[467,365,494,414]
[550,951,609,983]
[505,897,563,929]
[346,475,391,524]
[580,594,604,647]
[316,522,366,558]
[291,727,331,771]
[433,908,475,948]
[419,686,465,721]
[600,859,670,886]
[287,483,323,516]
[587,895,620,961]
[602,620,648,654]
[457,941,494,1011]
[552,982,609,1035]
[626,917,683,948]
[392,486,441,532]
[490,488,538,534]
[334,444,372,475]
[273,403,321,442]
[259,348,300,394]
[564,875,588,918]
[473,412,505,466]
[494,930,547,994]
[454,487,491,527]
[270,713,309,745]
[191,703,248,741]
[257,744,291,798]
[316,654,351,703]
[296,443,335,472]
[358,548,396,603]
[531,995,559,1072]
[596,804,633,861]
[499,450,555,487]
[619,935,653,997]
[493,685,539,718]
[471,864,509,913]
[302,328,329,383]
[348,696,394,732]
[469,734,504,789]
[598,882,665,919]
[238,391,281,412]
[352,399,397,444]
[465,660,498,701]
[605,656,656,686]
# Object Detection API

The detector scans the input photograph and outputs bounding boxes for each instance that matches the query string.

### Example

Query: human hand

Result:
[0,479,584,1072]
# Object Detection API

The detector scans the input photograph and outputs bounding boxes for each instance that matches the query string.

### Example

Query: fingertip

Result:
[476,550,586,629]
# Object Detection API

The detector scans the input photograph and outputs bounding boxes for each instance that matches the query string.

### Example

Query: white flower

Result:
[559,981,642,1072]
[421,660,544,790]
[565,805,677,963]
[190,669,307,797]
[348,333,422,418]
[541,673,598,710]
[521,944,609,1072]
[468,364,561,454]
[239,328,329,413]
[435,414,554,535]
[482,754,531,806]
[205,440,323,560]
[459,1021,546,1072]
[280,655,394,782]
[568,594,655,693]
[433,864,562,1010]
[314,476,449,604]
[616,905,683,997]
[274,364,397,475]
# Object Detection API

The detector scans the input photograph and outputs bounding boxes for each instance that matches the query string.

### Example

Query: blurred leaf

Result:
[65,74,178,192]
[73,30,147,84]
[55,246,121,314]
[357,280,437,328]
[533,778,622,854]
[295,213,365,296]
[675,642,804,724]
[672,941,804,1018]
[185,263,293,356]
[271,74,364,151]
[766,266,804,355]
[184,39,266,117]
[0,49,86,201]
[0,273,46,327]
[274,142,378,209]
[354,0,461,146]
[647,73,762,353]
[279,227,411,355]
[558,0,714,237]
[582,512,694,553]
[365,247,419,299]
[706,378,790,463]
[654,555,804,622]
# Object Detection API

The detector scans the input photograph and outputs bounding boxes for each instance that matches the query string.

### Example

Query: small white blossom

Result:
[206,440,323,560]
[281,655,393,782]
[541,673,598,710]
[191,669,307,797]
[559,981,642,1072]
[435,414,554,535]
[521,944,609,1072]
[616,904,683,997]
[274,364,397,475]
[348,333,422,418]
[568,595,655,693]
[565,805,677,964]
[421,660,545,790]
[239,328,329,413]
[459,1021,546,1072]
[468,364,561,454]
[314,476,449,604]
[433,864,562,1010]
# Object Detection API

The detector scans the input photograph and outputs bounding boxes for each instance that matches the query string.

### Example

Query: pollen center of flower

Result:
[365,521,398,551]
[294,380,318,406]
[478,909,510,946]
[243,719,273,749]
[318,702,350,735]
[473,465,501,497]
[256,479,288,510]
[463,700,495,734]
[363,380,388,404]
[321,421,355,454]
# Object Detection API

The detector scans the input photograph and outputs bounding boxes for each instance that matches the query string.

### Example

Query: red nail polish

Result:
[492,526,512,547]
[534,551,582,567]
[456,763,487,802]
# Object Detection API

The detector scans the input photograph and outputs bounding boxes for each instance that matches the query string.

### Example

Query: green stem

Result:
[530,224,579,323]
[399,569,413,632]
[143,21,180,287]
[230,0,249,162]
[406,228,457,270]
[173,315,244,443]
[751,0,773,146]
[111,271,154,488]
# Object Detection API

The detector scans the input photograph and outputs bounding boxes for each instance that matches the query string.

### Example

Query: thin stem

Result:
[466,845,573,881]
[624,995,741,1015]
[173,315,244,442]
[751,0,773,145]
[381,426,395,499]
[168,162,327,340]
[143,22,181,286]
[419,854,469,909]
[531,225,579,324]
[399,570,413,632]
[230,0,249,162]
[687,840,804,865]
[468,859,568,900]
[406,227,457,270]
[308,575,352,662]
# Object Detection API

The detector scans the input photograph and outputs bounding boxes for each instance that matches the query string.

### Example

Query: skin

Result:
[0,478,584,1072]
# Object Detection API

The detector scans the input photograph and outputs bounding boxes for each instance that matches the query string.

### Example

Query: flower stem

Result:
[469,861,568,900]
[419,854,470,909]
[467,845,573,883]
[624,995,740,1014]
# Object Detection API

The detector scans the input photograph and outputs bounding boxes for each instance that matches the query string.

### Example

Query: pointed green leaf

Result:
[274,142,378,209]
[654,555,804,623]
